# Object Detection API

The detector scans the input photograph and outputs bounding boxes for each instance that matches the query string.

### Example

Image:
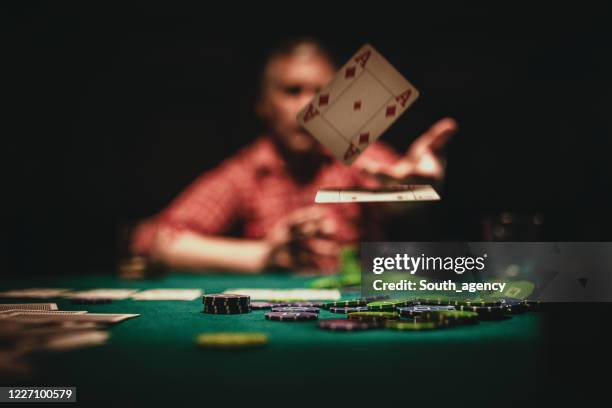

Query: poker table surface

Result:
[4,272,542,406]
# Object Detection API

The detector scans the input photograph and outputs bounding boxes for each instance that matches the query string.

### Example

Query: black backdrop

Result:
[4,3,611,276]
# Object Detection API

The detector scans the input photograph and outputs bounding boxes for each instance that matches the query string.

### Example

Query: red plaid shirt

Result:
[132,136,400,254]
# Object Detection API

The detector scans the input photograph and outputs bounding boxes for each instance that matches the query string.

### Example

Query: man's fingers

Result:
[411,117,458,154]
[302,238,340,257]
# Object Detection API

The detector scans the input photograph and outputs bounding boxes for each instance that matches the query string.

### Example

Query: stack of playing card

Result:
[0,302,140,377]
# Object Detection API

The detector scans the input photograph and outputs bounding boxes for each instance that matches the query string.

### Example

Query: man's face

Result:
[258,53,335,154]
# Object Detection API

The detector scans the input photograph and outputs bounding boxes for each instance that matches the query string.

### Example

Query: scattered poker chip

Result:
[385,320,441,331]
[397,305,456,317]
[451,299,504,307]
[500,298,527,314]
[318,319,381,331]
[323,299,368,308]
[195,332,268,349]
[456,305,507,319]
[273,302,326,308]
[328,306,369,314]
[434,310,479,325]
[70,298,113,305]
[414,297,454,306]
[270,306,320,314]
[347,311,399,322]
[264,312,318,321]
[203,305,251,314]
[250,302,274,310]
[367,299,412,311]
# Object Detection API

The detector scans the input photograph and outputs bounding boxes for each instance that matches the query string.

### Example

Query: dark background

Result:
[4,3,611,276]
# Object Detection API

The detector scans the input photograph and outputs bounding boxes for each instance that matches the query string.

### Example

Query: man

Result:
[131,39,457,273]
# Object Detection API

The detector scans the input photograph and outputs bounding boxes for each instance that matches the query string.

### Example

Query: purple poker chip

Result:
[273,301,326,308]
[270,306,320,314]
[328,306,369,314]
[264,312,318,321]
[318,318,381,331]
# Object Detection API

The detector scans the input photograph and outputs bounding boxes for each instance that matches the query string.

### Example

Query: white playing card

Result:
[297,44,419,164]
[131,289,202,301]
[64,289,138,300]
[0,288,71,298]
[315,185,440,203]
[223,288,341,301]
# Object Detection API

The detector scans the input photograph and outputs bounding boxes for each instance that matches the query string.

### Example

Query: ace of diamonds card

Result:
[297,44,419,165]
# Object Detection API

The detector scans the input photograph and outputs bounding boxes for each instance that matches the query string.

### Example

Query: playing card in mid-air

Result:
[297,43,419,165]
[315,185,440,203]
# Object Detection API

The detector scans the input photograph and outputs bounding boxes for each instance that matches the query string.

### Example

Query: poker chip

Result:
[270,306,320,314]
[264,312,318,321]
[397,305,456,317]
[195,332,268,349]
[367,299,412,311]
[203,305,251,314]
[456,304,507,319]
[70,298,113,305]
[203,294,250,307]
[434,310,479,325]
[250,302,274,310]
[500,298,527,314]
[322,299,368,308]
[451,299,504,307]
[318,318,381,331]
[385,320,441,331]
[414,297,455,306]
[272,302,325,308]
[347,312,399,322]
[328,306,369,314]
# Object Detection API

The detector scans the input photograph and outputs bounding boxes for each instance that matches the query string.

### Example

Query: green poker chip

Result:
[433,310,479,325]
[347,311,399,322]
[385,320,441,331]
[367,299,413,311]
[450,299,503,307]
[322,299,368,308]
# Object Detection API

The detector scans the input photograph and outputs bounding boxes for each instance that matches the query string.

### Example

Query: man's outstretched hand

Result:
[357,117,458,182]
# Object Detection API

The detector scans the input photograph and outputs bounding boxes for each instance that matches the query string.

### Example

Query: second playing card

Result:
[297,44,419,165]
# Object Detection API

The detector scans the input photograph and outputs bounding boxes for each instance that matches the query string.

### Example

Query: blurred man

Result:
[131,39,457,273]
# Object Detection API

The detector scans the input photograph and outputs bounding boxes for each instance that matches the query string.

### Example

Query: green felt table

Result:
[3,273,542,405]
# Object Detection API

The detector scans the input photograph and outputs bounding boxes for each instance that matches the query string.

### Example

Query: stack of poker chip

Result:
[203,294,251,314]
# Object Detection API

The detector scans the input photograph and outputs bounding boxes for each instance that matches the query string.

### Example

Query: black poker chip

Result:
[203,304,251,314]
[203,294,250,307]
[328,306,369,314]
